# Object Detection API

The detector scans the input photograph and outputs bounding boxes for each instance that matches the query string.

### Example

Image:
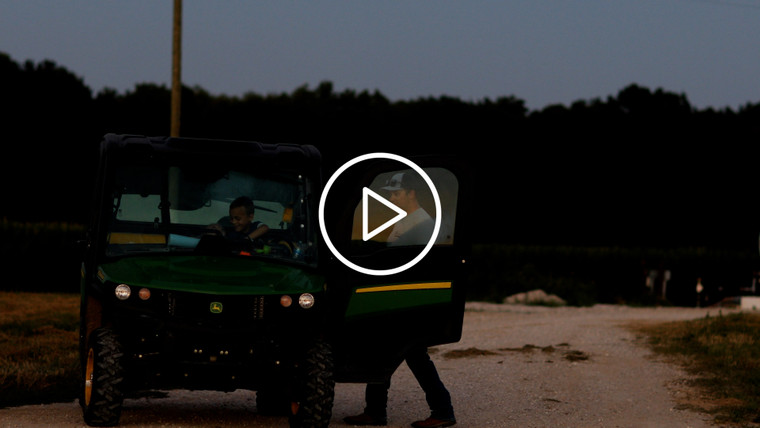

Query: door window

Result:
[350,167,458,250]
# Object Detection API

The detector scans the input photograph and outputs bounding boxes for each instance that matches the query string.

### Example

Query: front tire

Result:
[288,340,335,428]
[80,328,125,427]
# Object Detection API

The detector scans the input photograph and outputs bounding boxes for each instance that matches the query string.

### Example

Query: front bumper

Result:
[104,289,324,391]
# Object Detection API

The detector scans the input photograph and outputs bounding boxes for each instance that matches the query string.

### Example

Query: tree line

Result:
[2,52,758,251]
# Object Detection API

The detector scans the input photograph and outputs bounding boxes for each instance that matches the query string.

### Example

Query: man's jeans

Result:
[364,345,455,420]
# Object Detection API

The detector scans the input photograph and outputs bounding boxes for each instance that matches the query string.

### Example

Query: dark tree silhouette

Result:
[1,52,758,251]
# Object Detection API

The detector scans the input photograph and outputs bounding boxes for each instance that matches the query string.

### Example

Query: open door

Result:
[320,155,471,383]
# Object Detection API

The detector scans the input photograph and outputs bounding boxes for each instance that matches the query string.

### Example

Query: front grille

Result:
[251,295,265,319]
[168,293,176,316]
[167,293,266,325]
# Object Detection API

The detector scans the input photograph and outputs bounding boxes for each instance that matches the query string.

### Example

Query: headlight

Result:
[114,284,131,300]
[280,295,293,308]
[298,293,315,309]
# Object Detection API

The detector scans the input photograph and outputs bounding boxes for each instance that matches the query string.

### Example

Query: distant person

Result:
[210,196,269,242]
[344,173,456,428]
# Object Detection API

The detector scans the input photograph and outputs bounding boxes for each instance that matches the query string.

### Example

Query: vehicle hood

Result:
[97,255,324,295]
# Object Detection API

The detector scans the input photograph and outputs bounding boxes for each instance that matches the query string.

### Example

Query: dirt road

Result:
[0,302,733,427]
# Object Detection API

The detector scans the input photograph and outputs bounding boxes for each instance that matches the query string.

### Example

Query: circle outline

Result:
[318,153,442,276]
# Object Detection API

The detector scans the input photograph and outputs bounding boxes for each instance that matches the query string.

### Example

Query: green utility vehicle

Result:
[79,134,470,427]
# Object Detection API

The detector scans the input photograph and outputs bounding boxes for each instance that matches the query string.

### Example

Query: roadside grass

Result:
[633,312,760,426]
[0,292,80,408]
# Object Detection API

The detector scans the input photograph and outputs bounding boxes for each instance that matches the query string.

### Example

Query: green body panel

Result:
[98,255,324,295]
[345,287,453,319]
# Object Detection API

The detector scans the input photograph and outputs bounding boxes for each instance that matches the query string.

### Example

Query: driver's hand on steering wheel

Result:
[206,223,226,236]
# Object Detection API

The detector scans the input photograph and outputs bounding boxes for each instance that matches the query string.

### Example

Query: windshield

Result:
[105,164,317,265]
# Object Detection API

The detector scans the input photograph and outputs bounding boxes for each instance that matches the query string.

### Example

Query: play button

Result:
[318,153,442,276]
[362,187,406,241]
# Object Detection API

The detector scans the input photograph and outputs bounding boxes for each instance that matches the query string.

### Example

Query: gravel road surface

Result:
[1,302,737,428]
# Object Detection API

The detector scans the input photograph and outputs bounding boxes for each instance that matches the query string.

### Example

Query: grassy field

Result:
[0,292,80,407]
[2,292,760,426]
[633,312,760,425]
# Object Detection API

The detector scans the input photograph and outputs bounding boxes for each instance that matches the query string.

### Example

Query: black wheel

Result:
[288,340,335,428]
[80,328,125,427]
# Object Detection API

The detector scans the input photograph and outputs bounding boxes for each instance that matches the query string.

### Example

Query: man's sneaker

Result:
[411,416,456,428]
[344,412,388,426]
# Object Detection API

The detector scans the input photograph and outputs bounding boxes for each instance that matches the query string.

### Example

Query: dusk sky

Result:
[2,0,759,111]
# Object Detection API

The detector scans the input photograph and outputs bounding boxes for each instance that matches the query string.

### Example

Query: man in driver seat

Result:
[211,196,270,242]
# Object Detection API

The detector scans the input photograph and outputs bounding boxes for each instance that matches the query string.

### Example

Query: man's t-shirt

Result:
[387,208,434,246]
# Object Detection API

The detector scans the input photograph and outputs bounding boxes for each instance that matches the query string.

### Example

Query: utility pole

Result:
[171,0,182,137]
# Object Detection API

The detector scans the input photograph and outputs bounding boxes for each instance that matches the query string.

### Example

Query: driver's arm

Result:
[248,224,269,240]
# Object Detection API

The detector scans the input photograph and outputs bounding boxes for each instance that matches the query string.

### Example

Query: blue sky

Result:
[2,0,759,111]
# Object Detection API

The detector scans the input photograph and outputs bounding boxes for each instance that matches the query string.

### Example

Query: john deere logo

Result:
[209,302,223,314]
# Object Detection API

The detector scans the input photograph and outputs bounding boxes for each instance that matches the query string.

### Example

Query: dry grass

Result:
[0,292,80,407]
[632,312,760,426]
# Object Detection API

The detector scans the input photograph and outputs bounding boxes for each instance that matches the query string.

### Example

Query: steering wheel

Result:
[204,228,224,237]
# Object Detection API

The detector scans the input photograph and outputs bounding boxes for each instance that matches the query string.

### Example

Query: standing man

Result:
[344,172,456,428]
[383,172,435,247]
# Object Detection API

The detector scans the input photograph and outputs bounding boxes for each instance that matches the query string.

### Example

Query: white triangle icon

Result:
[362,187,407,242]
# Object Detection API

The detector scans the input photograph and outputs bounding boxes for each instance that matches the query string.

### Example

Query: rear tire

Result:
[80,328,125,427]
[288,340,335,428]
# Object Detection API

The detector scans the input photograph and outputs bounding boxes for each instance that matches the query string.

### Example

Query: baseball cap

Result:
[381,172,422,191]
